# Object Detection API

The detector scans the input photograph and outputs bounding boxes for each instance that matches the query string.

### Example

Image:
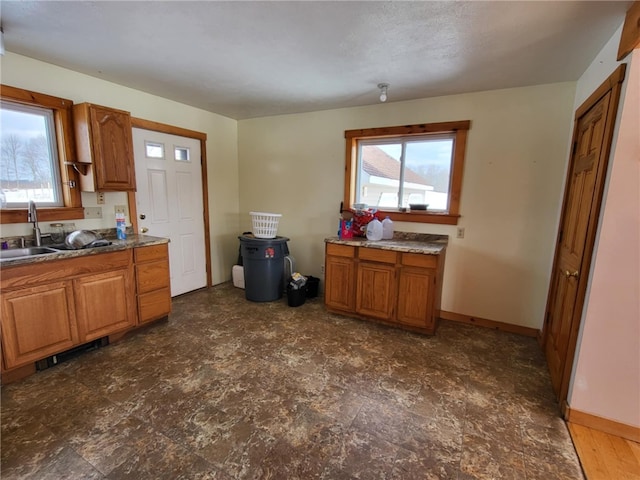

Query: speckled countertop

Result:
[0,234,169,268]
[325,232,448,255]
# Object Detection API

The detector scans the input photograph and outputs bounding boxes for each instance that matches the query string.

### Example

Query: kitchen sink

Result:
[0,246,61,261]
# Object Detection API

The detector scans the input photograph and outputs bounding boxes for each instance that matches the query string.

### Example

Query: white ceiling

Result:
[1,1,631,120]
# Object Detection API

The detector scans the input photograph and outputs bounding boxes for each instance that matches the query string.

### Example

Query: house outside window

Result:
[357,135,454,211]
[344,120,470,225]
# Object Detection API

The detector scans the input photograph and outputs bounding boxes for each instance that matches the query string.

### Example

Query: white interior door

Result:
[133,128,207,297]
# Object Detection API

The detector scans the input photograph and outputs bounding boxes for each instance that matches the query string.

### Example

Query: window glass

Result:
[174,146,190,162]
[0,101,62,207]
[145,141,164,159]
[357,136,454,211]
[403,138,453,210]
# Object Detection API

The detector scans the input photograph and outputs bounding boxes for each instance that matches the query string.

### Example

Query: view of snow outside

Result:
[0,103,59,207]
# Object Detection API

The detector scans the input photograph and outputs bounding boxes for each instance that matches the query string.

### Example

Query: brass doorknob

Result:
[565,270,579,278]
[141,227,149,233]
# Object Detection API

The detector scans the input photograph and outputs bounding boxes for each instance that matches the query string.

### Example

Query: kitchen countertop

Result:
[325,232,448,255]
[0,234,169,268]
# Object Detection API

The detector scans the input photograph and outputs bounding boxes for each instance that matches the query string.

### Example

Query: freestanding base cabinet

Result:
[324,237,446,335]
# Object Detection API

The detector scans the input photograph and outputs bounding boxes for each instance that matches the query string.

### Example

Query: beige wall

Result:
[238,82,576,329]
[568,25,640,428]
[0,52,240,285]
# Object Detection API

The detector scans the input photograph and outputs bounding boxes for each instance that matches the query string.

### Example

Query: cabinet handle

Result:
[564,270,579,279]
[141,227,149,233]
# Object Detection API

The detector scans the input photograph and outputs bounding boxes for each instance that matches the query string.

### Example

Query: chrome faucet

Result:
[28,200,42,246]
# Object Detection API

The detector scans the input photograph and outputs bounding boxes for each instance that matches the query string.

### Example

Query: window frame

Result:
[344,120,470,225]
[0,84,83,224]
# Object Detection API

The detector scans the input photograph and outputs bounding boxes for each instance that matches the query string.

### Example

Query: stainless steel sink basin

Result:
[0,246,61,261]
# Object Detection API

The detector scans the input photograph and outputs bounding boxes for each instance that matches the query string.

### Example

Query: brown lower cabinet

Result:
[1,281,79,369]
[0,244,170,378]
[325,242,445,335]
[135,244,171,323]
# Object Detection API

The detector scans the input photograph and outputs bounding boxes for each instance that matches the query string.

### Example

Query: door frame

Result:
[541,64,626,411]
[128,117,212,288]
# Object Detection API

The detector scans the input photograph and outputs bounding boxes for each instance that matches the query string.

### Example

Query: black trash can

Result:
[305,276,320,298]
[239,235,290,302]
[287,284,307,307]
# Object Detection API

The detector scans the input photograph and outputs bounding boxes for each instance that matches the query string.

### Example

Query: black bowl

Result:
[409,203,428,211]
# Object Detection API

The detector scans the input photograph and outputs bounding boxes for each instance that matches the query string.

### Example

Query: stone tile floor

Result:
[1,283,584,479]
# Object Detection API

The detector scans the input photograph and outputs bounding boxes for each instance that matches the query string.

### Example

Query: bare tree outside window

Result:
[1,133,22,190]
[0,101,62,207]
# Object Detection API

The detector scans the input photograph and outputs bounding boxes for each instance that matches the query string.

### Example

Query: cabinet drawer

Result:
[139,288,171,323]
[358,247,397,264]
[401,252,437,269]
[136,261,170,294]
[135,244,168,263]
[326,243,355,258]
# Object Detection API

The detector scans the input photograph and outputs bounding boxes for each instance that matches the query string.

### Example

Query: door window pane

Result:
[0,101,62,207]
[174,146,190,162]
[145,141,165,159]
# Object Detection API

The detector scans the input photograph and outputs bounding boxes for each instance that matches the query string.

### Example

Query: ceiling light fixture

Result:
[378,83,389,102]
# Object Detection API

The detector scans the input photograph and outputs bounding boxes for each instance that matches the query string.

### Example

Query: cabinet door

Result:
[74,269,136,342]
[1,282,78,369]
[325,255,356,312]
[89,105,136,190]
[356,262,396,320]
[397,267,436,330]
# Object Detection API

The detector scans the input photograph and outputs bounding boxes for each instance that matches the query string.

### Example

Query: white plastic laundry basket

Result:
[250,212,282,238]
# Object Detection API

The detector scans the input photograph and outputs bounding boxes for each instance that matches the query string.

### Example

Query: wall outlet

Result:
[96,192,105,204]
[114,205,128,217]
[84,206,103,219]
[320,264,325,275]
[456,227,465,239]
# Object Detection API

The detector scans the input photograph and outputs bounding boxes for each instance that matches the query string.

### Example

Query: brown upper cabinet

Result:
[73,103,137,191]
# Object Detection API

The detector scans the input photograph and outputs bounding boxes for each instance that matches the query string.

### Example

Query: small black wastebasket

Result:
[239,235,290,302]
[287,284,307,307]
[305,276,320,298]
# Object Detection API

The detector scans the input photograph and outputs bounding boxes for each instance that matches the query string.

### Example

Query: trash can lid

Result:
[239,234,290,243]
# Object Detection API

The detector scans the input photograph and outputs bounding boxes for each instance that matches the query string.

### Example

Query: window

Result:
[174,146,190,162]
[145,141,164,159]
[0,85,82,223]
[344,120,470,225]
[1,102,63,207]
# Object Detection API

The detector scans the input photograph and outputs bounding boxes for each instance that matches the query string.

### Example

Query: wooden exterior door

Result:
[543,65,626,405]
